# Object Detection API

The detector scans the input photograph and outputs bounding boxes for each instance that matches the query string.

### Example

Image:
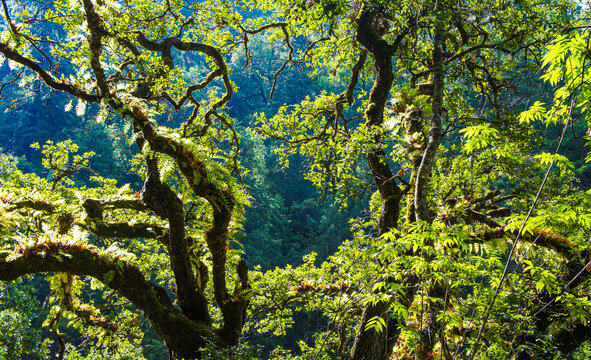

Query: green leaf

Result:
[459,125,500,154]
[365,316,386,333]
[535,279,545,292]
[534,153,574,170]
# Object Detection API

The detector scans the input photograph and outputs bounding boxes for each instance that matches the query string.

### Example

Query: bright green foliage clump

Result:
[0,146,165,358]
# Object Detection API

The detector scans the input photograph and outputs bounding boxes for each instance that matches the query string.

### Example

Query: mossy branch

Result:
[0,241,209,357]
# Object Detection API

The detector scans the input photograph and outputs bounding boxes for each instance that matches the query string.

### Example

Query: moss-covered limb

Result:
[414,15,445,223]
[464,208,502,228]
[0,42,100,103]
[343,50,367,105]
[66,1,239,335]
[520,230,573,258]
[0,241,208,358]
[206,202,249,346]
[470,227,573,259]
[81,0,109,96]
[84,220,166,239]
[169,207,212,327]
[82,198,104,219]
[7,199,56,213]
[458,190,517,214]
[49,164,96,192]
[356,14,401,233]
[81,3,232,132]
[79,198,168,238]
[441,195,512,227]
[355,7,396,59]
[215,259,249,346]
[141,157,211,326]
[404,109,428,225]
[100,199,150,212]
[130,108,234,212]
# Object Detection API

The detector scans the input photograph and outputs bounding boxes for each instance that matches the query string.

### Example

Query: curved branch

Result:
[269,24,294,100]
[133,32,233,125]
[1,0,55,69]
[139,157,211,325]
[0,241,208,359]
[162,68,223,110]
[343,50,367,105]
[82,0,109,95]
[0,42,100,103]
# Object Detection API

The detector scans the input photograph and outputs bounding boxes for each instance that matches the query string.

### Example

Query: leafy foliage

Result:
[1,0,591,360]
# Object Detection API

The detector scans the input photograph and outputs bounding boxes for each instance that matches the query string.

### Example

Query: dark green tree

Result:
[0,0,259,357]
[251,0,591,359]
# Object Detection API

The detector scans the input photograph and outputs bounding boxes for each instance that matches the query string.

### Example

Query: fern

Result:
[75,99,86,117]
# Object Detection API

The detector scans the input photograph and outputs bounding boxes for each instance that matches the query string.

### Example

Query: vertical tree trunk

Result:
[351,3,448,358]
[414,17,445,223]
[351,7,404,360]
[414,8,447,358]
[351,301,393,360]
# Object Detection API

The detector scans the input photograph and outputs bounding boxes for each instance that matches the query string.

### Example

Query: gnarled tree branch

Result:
[0,241,208,359]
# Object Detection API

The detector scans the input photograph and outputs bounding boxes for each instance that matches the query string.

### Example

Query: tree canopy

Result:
[1,0,591,359]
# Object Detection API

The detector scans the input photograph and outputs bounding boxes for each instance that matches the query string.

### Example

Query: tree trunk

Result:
[351,6,404,360]
[350,301,393,360]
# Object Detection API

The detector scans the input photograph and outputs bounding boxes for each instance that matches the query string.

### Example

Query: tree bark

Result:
[350,7,405,360]
[414,18,445,223]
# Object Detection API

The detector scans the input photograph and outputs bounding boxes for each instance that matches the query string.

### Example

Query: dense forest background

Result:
[1,0,591,359]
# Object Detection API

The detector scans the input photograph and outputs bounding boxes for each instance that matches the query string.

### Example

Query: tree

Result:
[0,0,259,357]
[251,0,591,359]
[2,0,591,359]
[0,280,51,359]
